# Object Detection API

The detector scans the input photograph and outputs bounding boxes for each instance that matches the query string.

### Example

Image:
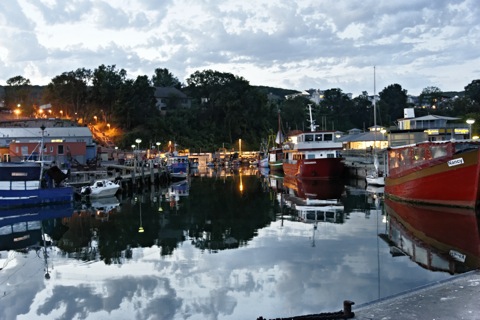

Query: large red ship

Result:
[384,140,480,208]
[282,105,345,180]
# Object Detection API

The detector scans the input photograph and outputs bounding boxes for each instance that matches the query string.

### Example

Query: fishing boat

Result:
[366,67,385,186]
[384,140,480,208]
[282,105,345,179]
[80,179,120,198]
[166,153,189,181]
[0,126,74,209]
[382,198,480,273]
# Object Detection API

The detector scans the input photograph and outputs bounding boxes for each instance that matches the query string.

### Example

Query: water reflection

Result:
[382,198,480,274]
[1,169,477,319]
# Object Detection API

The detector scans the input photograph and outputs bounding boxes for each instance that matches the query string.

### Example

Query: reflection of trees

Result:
[54,175,274,264]
[185,175,274,252]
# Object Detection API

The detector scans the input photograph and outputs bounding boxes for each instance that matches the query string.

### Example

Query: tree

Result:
[185,69,270,149]
[419,86,442,108]
[90,65,127,122]
[378,84,408,126]
[352,91,374,131]
[465,80,480,105]
[113,75,158,131]
[319,88,354,131]
[43,68,91,122]
[4,75,32,113]
[151,68,181,88]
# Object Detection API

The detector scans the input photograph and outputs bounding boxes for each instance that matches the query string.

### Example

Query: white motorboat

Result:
[80,179,120,198]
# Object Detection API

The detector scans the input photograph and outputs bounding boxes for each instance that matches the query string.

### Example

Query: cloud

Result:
[1,0,480,96]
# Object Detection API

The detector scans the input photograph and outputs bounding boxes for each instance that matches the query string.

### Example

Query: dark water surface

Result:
[1,167,478,320]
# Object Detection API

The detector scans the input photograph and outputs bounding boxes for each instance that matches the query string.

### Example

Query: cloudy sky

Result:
[1,0,479,97]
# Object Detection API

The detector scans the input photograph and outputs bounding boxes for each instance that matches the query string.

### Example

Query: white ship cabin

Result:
[284,131,343,159]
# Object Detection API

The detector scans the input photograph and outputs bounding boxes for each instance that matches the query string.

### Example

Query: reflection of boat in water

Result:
[0,203,73,250]
[296,204,345,224]
[166,180,190,208]
[281,176,345,224]
[382,199,480,273]
[283,175,344,206]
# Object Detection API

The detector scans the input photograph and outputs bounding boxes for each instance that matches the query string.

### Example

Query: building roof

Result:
[400,115,460,121]
[338,131,387,143]
[0,127,92,139]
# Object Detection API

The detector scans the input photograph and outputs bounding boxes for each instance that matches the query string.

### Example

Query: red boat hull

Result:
[385,199,480,271]
[385,145,480,208]
[283,158,344,180]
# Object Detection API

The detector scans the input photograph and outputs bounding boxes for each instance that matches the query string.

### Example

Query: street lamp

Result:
[239,138,242,157]
[467,119,475,139]
[107,123,111,130]
[131,144,136,153]
[93,115,97,122]
[135,138,142,151]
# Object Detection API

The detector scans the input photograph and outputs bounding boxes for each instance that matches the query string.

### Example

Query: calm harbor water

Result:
[1,167,479,320]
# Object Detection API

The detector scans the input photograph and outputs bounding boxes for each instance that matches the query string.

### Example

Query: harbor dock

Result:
[353,270,480,319]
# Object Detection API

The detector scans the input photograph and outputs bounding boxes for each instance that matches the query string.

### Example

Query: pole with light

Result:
[135,138,142,151]
[467,119,475,139]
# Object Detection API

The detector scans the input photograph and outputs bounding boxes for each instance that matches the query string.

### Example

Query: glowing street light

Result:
[239,138,242,156]
[107,123,111,130]
[467,119,475,139]
[93,115,98,122]
[135,138,142,151]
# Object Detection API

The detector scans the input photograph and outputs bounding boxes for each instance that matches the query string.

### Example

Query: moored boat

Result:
[282,105,344,179]
[0,162,73,209]
[166,154,189,181]
[80,179,120,198]
[384,140,480,208]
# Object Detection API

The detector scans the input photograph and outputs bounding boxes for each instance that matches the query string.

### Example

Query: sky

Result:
[1,0,479,97]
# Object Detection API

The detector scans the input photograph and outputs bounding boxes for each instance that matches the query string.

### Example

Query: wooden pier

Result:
[67,160,170,192]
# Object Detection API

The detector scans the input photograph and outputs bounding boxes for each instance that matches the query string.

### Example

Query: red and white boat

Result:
[282,105,344,179]
[385,140,480,208]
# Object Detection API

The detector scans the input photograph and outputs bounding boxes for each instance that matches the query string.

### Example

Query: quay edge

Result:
[353,270,480,320]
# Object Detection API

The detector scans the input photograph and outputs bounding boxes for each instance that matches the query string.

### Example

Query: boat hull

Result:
[385,147,480,208]
[0,186,74,209]
[283,158,345,180]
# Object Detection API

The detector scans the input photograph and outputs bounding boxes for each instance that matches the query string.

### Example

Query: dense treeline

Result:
[3,66,480,151]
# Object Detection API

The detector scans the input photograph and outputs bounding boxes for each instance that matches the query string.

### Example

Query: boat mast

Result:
[39,125,46,183]
[307,104,317,132]
[275,108,284,145]
[373,66,377,142]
